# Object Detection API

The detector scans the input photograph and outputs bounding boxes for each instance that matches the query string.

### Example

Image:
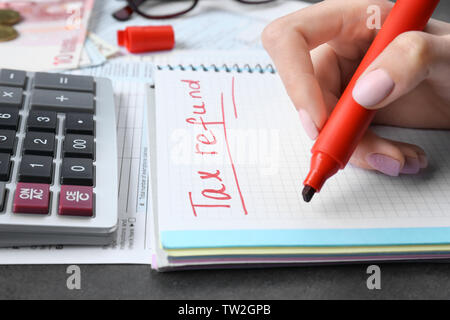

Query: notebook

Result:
[148,53,450,268]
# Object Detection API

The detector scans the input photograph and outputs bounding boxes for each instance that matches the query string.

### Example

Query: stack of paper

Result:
[148,54,450,270]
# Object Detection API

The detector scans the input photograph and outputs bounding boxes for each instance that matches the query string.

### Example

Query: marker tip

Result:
[302,185,316,203]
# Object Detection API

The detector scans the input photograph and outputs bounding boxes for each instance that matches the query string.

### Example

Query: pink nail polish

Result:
[298,109,319,140]
[352,69,395,108]
[366,153,401,176]
[401,156,421,174]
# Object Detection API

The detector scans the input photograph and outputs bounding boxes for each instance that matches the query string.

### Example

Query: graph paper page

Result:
[154,69,450,248]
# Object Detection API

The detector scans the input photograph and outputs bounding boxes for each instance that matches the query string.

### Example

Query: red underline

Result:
[232,76,238,119]
[221,92,248,215]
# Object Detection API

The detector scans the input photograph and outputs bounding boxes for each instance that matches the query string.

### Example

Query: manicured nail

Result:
[298,109,319,140]
[366,153,401,176]
[400,156,420,174]
[352,69,395,108]
[418,154,428,169]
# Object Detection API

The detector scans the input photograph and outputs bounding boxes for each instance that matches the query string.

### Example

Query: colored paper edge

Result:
[161,227,450,250]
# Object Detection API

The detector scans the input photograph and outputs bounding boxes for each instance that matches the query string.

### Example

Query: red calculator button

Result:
[59,185,93,217]
[13,183,50,214]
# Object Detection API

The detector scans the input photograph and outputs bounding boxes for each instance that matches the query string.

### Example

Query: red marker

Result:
[302,0,440,202]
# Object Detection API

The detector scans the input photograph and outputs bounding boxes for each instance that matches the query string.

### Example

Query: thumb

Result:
[352,31,443,110]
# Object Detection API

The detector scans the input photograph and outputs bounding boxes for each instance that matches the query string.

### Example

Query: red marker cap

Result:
[117,25,175,53]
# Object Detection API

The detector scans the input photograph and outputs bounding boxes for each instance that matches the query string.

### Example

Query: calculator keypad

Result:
[0,68,119,247]
[0,70,101,218]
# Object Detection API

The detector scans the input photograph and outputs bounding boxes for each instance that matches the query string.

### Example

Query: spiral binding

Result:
[156,63,276,74]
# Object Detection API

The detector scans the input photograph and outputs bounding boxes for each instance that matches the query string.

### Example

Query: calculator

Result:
[0,69,118,247]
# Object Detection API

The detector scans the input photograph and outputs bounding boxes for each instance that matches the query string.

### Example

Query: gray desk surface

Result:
[1,1,450,300]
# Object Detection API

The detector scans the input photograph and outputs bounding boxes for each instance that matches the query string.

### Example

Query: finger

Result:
[350,130,428,176]
[311,44,342,101]
[352,31,450,110]
[395,142,428,171]
[298,45,341,139]
[262,0,388,137]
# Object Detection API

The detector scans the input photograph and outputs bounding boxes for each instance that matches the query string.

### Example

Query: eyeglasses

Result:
[113,0,277,21]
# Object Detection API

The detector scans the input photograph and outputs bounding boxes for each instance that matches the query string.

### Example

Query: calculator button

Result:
[63,134,94,159]
[65,113,94,135]
[13,183,50,215]
[19,155,53,184]
[59,185,94,217]
[0,183,6,210]
[0,69,27,88]
[23,132,55,157]
[0,86,23,108]
[0,130,16,154]
[0,154,11,181]
[31,89,95,113]
[0,107,19,130]
[61,158,94,186]
[34,73,95,93]
[27,110,57,133]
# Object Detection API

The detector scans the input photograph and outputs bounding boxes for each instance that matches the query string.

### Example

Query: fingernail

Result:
[366,153,401,176]
[400,156,421,174]
[298,109,319,140]
[418,154,428,168]
[352,69,395,108]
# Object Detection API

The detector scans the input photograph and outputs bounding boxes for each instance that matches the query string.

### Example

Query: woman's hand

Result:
[262,0,450,176]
